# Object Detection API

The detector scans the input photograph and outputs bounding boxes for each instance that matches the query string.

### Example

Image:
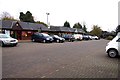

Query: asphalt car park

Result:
[2,39,119,78]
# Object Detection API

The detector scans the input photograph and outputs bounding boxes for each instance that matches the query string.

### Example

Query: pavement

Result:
[2,39,119,78]
[18,40,31,43]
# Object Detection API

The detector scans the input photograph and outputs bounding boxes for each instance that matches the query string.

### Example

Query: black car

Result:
[52,35,65,43]
[31,33,53,43]
[62,34,75,42]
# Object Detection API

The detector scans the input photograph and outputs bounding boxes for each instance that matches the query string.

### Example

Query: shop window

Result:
[22,31,27,37]
[22,31,32,37]
[27,31,32,37]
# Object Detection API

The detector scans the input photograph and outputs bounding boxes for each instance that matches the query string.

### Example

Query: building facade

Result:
[0,20,49,40]
[0,20,85,40]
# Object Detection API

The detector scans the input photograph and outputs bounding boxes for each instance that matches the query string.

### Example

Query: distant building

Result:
[50,26,85,37]
[0,20,86,40]
[0,20,49,40]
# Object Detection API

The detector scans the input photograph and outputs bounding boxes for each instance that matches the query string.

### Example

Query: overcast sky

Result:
[0,0,119,31]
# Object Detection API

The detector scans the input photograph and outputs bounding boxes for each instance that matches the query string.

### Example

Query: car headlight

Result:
[16,40,18,42]
[62,38,65,41]
[46,38,50,40]
[10,40,17,42]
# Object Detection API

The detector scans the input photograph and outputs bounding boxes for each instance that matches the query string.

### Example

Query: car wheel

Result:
[0,42,2,47]
[14,43,17,47]
[32,39,35,42]
[72,40,74,42]
[61,40,64,43]
[108,49,118,58]
[43,40,46,43]
[56,40,60,43]
[68,39,71,42]
[0,42,4,47]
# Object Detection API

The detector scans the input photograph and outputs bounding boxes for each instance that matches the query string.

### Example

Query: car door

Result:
[34,34,41,42]
[116,38,120,55]
[35,34,40,42]
[37,34,43,42]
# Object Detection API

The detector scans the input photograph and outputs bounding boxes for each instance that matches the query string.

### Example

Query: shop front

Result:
[1,20,50,40]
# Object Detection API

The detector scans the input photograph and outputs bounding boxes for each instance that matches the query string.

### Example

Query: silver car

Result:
[0,33,18,47]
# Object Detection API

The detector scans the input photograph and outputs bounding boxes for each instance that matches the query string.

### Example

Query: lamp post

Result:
[46,13,50,28]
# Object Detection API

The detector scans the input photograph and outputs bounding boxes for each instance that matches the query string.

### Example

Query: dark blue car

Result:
[31,32,53,43]
[62,34,75,42]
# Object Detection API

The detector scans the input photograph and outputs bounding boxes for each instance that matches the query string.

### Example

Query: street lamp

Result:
[46,13,50,28]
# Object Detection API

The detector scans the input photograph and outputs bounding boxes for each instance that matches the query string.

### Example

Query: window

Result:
[117,38,120,42]
[0,34,10,38]
[22,31,27,37]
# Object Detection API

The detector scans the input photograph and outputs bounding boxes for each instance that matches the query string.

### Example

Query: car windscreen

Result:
[0,34,10,38]
[54,35,60,38]
[42,33,50,37]
[63,34,69,37]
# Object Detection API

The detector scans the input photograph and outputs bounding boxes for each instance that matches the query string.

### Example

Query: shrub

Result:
[106,36,113,40]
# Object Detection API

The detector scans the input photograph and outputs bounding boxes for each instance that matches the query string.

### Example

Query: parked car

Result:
[88,35,93,40]
[31,33,53,43]
[106,33,120,58]
[82,35,90,40]
[0,33,18,47]
[62,34,75,42]
[92,36,99,40]
[73,34,83,41]
[51,35,65,43]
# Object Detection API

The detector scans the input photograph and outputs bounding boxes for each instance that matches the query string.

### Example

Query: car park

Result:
[4,39,115,78]
[0,33,18,47]
[106,33,120,58]
[31,32,53,43]
[51,35,65,43]
[62,34,75,42]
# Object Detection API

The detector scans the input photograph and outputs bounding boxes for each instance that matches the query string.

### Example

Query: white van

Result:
[73,34,83,40]
[106,33,120,58]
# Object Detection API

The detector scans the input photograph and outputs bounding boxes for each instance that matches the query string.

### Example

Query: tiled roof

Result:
[17,21,49,31]
[60,27,71,32]
[0,20,85,33]
[50,26,61,31]
[73,28,85,33]
[69,28,75,32]
[0,20,17,29]
[50,26,85,33]
[0,20,49,31]
[50,26,75,32]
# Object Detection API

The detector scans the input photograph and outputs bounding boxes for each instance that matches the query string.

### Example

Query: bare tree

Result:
[0,12,16,20]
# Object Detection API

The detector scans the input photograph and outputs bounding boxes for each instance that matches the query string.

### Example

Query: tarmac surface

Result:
[2,39,119,78]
